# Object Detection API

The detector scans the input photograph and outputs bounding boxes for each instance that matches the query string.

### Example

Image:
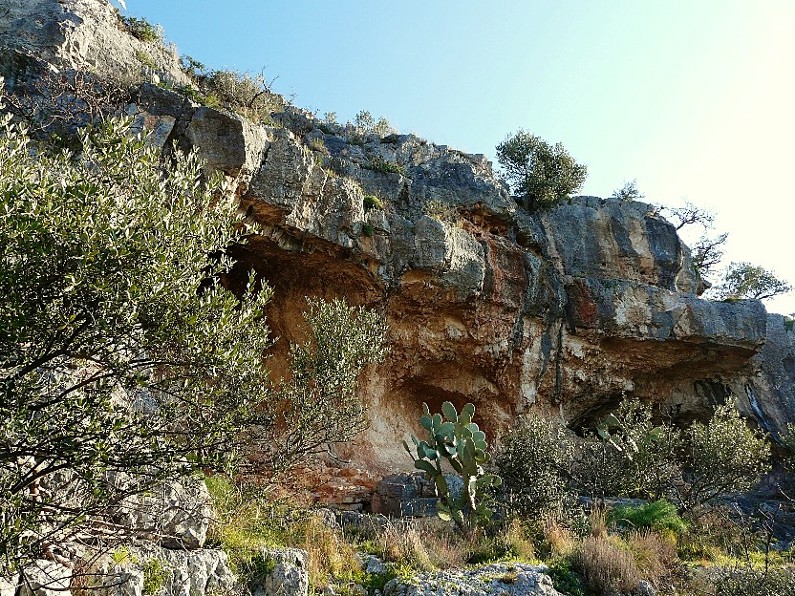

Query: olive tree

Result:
[678,401,770,510]
[0,104,279,572]
[493,415,574,517]
[573,399,682,501]
[711,262,792,301]
[244,297,388,473]
[496,129,587,210]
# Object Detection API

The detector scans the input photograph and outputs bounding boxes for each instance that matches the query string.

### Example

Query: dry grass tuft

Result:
[572,535,641,595]
[375,518,464,571]
[626,531,677,587]
[543,518,577,558]
[298,513,362,589]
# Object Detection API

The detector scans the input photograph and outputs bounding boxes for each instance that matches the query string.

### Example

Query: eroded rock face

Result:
[92,546,236,596]
[99,79,787,469]
[1,0,790,479]
[111,476,213,549]
[257,548,309,596]
[0,0,186,87]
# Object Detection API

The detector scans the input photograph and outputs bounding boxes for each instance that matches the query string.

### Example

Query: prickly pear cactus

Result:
[403,401,501,529]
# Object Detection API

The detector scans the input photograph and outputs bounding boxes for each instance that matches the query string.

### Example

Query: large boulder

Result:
[92,546,235,596]
[256,548,309,596]
[0,575,19,596]
[111,476,213,549]
[19,561,71,596]
[382,563,564,596]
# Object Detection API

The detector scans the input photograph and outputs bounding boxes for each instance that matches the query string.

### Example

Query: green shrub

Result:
[0,112,273,573]
[361,223,374,237]
[347,110,396,140]
[610,500,687,535]
[679,400,770,509]
[363,194,384,211]
[710,261,792,301]
[120,16,163,44]
[142,558,168,595]
[135,50,157,70]
[366,156,406,176]
[546,559,586,596]
[189,69,285,124]
[573,399,682,501]
[308,137,328,154]
[493,415,574,518]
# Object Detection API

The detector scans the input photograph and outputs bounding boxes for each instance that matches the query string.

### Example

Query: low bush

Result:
[363,194,384,211]
[546,559,587,596]
[679,400,770,509]
[180,68,286,124]
[573,399,682,501]
[571,535,641,595]
[366,156,406,176]
[494,415,573,519]
[610,499,688,535]
[120,15,164,44]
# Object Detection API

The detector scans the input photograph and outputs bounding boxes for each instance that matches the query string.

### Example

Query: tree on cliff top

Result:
[710,262,792,301]
[496,129,587,210]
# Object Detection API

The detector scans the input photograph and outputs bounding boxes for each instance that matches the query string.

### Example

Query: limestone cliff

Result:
[3,0,793,481]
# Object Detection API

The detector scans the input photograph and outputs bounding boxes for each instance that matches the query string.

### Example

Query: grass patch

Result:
[205,475,362,591]
[610,499,688,534]
[142,558,168,595]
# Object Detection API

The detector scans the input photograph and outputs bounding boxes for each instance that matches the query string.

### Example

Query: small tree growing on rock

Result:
[710,262,792,301]
[496,129,587,210]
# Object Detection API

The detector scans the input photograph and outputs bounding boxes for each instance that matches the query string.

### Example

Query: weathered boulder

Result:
[111,476,212,549]
[256,548,309,596]
[382,563,563,596]
[93,546,235,596]
[0,575,19,596]
[19,561,71,596]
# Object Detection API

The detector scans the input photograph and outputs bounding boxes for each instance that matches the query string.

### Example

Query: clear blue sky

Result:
[120,0,795,313]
